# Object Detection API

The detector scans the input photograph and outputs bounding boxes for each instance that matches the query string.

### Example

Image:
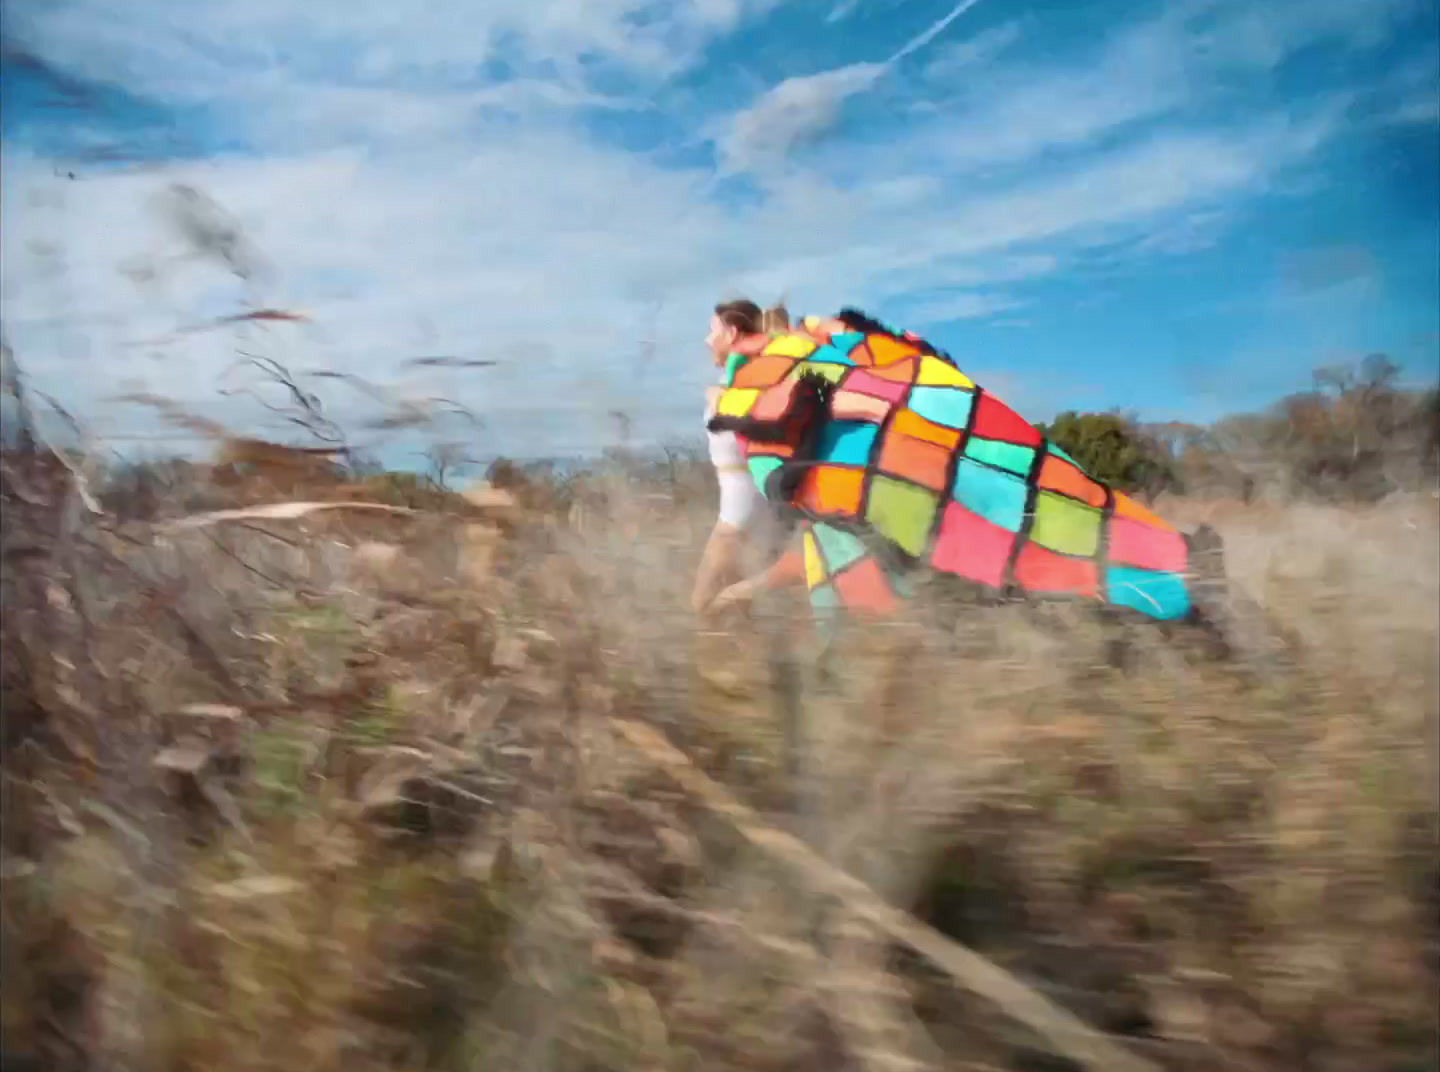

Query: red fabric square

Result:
[751,377,801,422]
[832,555,899,617]
[1013,541,1099,597]
[970,392,1043,446]
[1107,516,1188,574]
[930,502,1014,588]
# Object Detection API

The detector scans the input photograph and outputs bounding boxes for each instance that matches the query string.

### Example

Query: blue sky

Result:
[2,0,1437,461]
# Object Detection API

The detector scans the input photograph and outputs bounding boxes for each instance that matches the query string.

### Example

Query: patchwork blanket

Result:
[706,310,1194,623]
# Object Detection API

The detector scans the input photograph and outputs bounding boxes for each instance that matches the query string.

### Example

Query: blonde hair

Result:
[715,298,790,336]
[761,303,790,333]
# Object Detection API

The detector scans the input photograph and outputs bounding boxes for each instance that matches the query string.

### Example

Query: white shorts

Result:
[707,403,778,542]
[716,463,760,528]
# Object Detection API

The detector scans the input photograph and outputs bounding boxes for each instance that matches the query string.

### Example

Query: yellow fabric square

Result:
[715,388,760,418]
[916,355,973,388]
[763,333,820,358]
[803,529,827,588]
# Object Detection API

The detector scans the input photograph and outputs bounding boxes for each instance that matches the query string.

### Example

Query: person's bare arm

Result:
[706,545,804,615]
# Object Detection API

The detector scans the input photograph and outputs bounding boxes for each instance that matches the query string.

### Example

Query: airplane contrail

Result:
[887,0,988,66]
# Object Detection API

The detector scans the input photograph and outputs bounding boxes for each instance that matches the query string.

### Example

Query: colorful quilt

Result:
[707,309,1194,623]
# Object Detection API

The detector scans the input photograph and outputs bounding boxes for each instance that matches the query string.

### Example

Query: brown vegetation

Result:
[1,420,1437,1072]
[1039,355,1439,504]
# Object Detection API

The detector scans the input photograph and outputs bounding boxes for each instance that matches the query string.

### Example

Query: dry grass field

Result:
[2,446,1436,1072]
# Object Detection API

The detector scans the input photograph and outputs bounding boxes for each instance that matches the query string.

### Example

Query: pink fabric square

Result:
[844,368,909,403]
[931,501,1014,587]
[1107,516,1188,574]
[752,378,799,422]
[831,389,893,423]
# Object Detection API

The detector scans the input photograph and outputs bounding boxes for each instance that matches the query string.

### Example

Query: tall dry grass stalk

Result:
[2,444,1436,1072]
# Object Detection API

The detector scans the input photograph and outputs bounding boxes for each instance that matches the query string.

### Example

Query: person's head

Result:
[761,304,790,333]
[705,298,787,365]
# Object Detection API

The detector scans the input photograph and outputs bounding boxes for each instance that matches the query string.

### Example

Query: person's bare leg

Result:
[690,521,745,614]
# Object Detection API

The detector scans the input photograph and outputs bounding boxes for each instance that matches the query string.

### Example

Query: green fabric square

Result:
[723,352,746,387]
[790,360,848,384]
[865,476,939,558]
[1030,490,1101,557]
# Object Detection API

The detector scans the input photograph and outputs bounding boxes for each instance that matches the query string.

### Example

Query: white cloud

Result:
[717,62,885,172]
[1386,95,1440,126]
[1127,209,1235,257]
[1199,0,1429,69]
[896,291,1022,324]
[725,0,1376,190]
[909,0,1429,174]
[717,0,986,172]
[923,21,1022,77]
[2,106,1327,451]
[1371,52,1440,128]
[0,0,1415,457]
[11,0,779,103]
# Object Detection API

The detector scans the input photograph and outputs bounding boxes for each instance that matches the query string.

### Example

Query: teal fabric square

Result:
[1106,564,1191,621]
[813,522,867,572]
[748,456,783,493]
[815,420,880,466]
[887,564,915,599]
[908,385,974,429]
[826,331,865,356]
[809,581,841,614]
[951,458,1027,532]
[965,437,1035,476]
[1047,442,1080,467]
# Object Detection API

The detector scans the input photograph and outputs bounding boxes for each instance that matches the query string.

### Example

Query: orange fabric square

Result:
[733,354,800,389]
[1112,492,1176,532]
[832,556,899,617]
[848,341,875,366]
[890,407,962,449]
[877,432,951,491]
[797,464,865,517]
[1037,455,1108,508]
[868,357,917,383]
[867,333,921,367]
[1013,542,1099,598]
[802,316,848,340]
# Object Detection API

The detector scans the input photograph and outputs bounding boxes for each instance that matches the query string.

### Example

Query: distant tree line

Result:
[7,351,1436,518]
[1037,355,1439,503]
